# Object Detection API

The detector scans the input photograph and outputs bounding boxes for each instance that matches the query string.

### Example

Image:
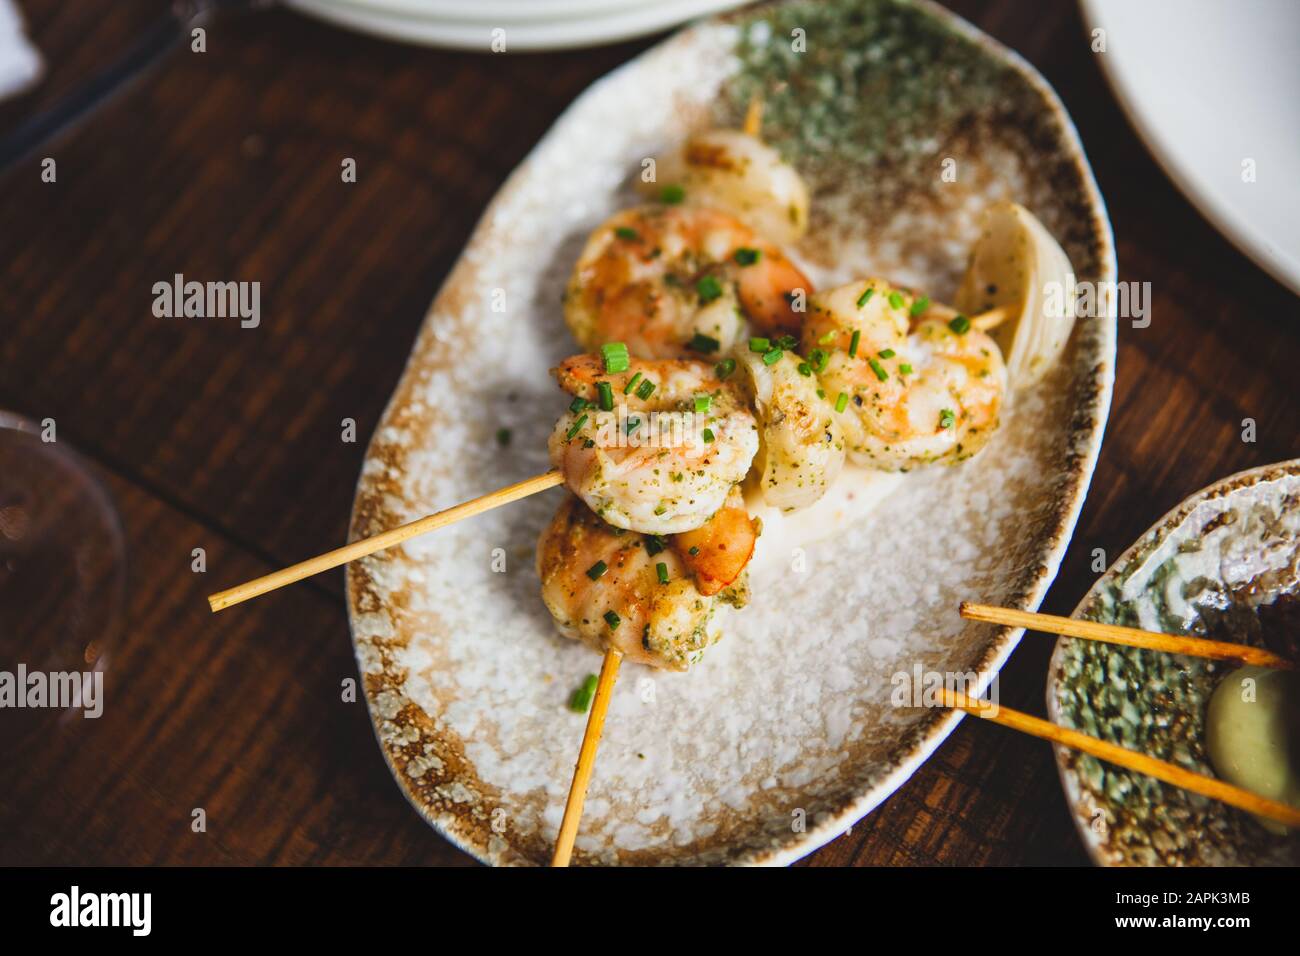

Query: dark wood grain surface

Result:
[2,0,1295,866]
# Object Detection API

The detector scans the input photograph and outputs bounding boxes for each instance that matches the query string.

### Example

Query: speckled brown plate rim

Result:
[1046,458,1300,866]
[346,0,1118,866]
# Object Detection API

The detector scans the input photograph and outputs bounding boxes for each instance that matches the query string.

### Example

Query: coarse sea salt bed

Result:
[347,4,1114,864]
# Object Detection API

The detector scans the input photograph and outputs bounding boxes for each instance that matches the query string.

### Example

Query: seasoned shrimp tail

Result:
[670,487,758,596]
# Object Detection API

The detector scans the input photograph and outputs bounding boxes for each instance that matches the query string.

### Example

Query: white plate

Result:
[320,0,666,24]
[289,0,752,51]
[1082,0,1300,295]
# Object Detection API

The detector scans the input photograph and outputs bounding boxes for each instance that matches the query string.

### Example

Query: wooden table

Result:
[2,0,1295,867]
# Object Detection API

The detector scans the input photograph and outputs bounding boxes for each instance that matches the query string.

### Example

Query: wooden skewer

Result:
[924,300,1009,331]
[939,686,1300,829]
[960,602,1295,671]
[551,648,623,867]
[208,301,1007,613]
[207,470,564,612]
[743,95,763,138]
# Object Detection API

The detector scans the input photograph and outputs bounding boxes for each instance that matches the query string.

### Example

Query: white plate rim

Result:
[1079,0,1300,297]
[289,0,751,51]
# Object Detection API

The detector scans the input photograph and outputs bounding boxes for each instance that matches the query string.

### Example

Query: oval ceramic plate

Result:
[1048,460,1300,866]
[347,0,1116,866]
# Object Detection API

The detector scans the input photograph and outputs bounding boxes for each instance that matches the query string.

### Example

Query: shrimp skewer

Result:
[209,290,1009,615]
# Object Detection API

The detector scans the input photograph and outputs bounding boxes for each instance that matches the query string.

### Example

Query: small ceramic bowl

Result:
[1049,460,1300,866]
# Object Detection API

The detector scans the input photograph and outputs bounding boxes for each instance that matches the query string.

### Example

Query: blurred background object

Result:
[0,413,125,741]
[0,0,41,99]
[287,0,755,50]
[1082,0,1300,295]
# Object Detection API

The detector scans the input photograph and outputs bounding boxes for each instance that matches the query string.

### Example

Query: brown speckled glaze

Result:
[347,0,1116,866]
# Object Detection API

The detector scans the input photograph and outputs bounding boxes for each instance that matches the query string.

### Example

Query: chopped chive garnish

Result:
[899,363,914,375]
[714,357,736,380]
[948,314,971,334]
[696,275,723,304]
[939,408,955,429]
[615,226,639,241]
[733,247,761,266]
[887,291,905,310]
[656,562,669,585]
[586,560,608,580]
[819,330,836,345]
[878,348,896,359]
[601,342,630,373]
[626,416,640,435]
[834,392,849,413]
[646,535,666,556]
[660,184,685,204]
[910,294,931,317]
[868,358,889,382]
[816,388,826,399]
[749,336,771,353]
[624,371,642,395]
[694,395,712,414]
[603,610,621,630]
[776,334,799,351]
[856,287,875,308]
[702,427,715,443]
[689,332,720,353]
[496,428,511,446]
[635,379,655,400]
[568,396,589,414]
[565,414,588,440]
[810,348,829,373]
[797,362,812,376]
[762,348,783,366]
[849,329,861,357]
[569,673,599,713]
[596,380,614,411]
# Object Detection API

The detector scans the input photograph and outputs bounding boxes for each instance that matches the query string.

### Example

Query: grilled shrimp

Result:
[639,129,811,246]
[801,280,1007,470]
[537,490,755,671]
[732,343,846,511]
[548,353,759,535]
[563,204,811,359]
